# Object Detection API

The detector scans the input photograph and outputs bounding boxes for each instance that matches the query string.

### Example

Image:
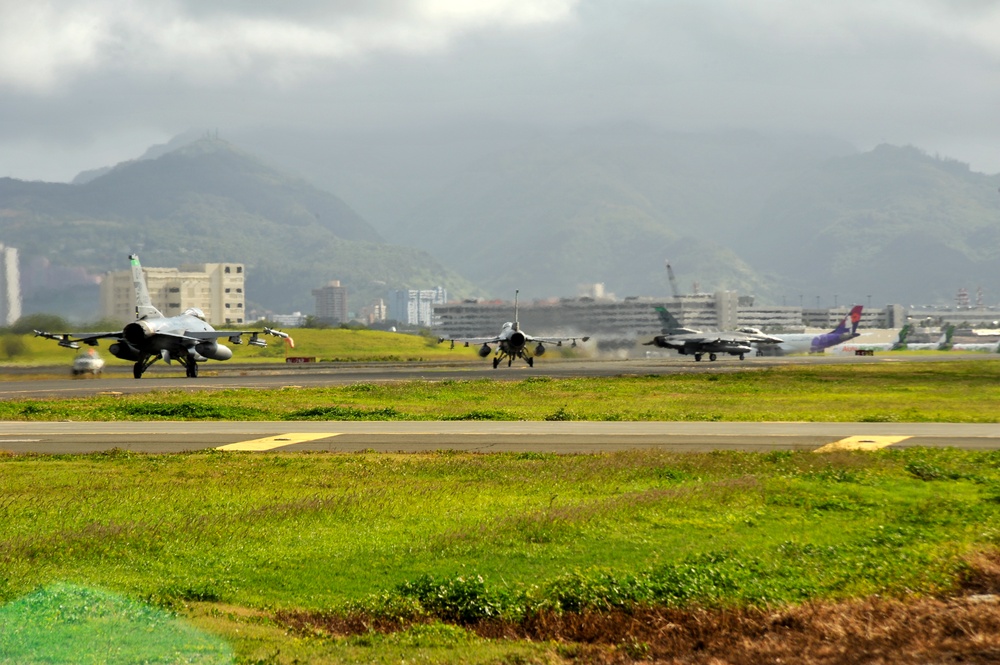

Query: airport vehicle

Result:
[754,305,864,355]
[35,254,293,378]
[71,348,105,376]
[438,291,589,368]
[643,306,783,361]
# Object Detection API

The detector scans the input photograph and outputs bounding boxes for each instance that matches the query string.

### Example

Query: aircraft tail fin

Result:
[939,324,956,350]
[832,305,864,336]
[130,254,163,320]
[654,305,697,334]
[513,290,519,332]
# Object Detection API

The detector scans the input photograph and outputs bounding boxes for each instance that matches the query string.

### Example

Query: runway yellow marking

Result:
[814,435,911,453]
[216,433,340,451]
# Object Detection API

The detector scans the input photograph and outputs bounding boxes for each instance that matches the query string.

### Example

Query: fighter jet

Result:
[438,291,589,368]
[34,254,293,378]
[643,306,783,361]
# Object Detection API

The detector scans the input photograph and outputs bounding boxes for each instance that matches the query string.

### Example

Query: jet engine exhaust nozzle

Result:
[123,321,155,346]
[509,332,526,348]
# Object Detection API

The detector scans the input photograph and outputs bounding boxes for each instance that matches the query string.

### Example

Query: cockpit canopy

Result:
[184,307,207,321]
[502,322,514,330]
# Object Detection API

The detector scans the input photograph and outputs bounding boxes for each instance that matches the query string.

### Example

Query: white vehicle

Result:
[72,349,105,376]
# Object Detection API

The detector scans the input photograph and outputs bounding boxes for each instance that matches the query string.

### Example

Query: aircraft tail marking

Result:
[130,254,163,320]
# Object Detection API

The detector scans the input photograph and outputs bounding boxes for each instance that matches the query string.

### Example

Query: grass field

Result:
[3,359,1000,662]
[1,448,999,663]
[1,360,999,423]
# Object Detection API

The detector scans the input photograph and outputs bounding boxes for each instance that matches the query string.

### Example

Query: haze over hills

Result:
[3,128,999,323]
[741,145,1000,306]
[0,137,475,318]
[254,124,997,307]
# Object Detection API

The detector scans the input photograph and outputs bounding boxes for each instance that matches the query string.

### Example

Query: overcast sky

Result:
[2,0,999,182]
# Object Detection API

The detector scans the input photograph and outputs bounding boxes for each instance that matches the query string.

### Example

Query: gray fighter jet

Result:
[34,254,293,378]
[643,306,782,361]
[439,291,589,368]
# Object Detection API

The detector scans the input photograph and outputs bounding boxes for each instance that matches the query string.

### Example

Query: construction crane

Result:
[665,259,681,299]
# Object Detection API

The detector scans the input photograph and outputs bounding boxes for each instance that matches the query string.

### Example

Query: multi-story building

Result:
[0,243,21,326]
[101,262,245,325]
[312,280,349,324]
[388,287,447,326]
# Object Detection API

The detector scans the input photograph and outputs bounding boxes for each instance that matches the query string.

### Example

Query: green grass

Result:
[2,361,999,422]
[1,448,999,663]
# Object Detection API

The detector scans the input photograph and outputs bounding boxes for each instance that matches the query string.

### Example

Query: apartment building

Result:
[101,262,245,325]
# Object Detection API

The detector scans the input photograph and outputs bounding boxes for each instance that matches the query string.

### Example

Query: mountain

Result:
[291,125,993,307]
[0,138,474,317]
[741,144,1000,306]
[381,127,854,300]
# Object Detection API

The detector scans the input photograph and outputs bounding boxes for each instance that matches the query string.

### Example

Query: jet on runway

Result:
[439,291,589,368]
[643,306,783,361]
[35,254,293,378]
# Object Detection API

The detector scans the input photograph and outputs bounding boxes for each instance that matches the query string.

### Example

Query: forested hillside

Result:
[0,138,473,316]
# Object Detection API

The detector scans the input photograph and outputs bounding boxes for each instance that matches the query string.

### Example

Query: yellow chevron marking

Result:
[814,435,911,453]
[217,433,340,451]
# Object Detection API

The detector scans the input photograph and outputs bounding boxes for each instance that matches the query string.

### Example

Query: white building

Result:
[0,243,21,326]
[101,261,245,325]
[388,287,447,326]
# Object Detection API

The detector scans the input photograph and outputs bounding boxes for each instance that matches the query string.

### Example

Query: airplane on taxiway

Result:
[438,290,589,368]
[643,306,783,361]
[34,254,293,378]
[754,305,864,356]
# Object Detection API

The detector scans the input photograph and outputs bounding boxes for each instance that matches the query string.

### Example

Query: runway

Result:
[1,421,998,455]
[1,355,996,455]
[0,352,991,400]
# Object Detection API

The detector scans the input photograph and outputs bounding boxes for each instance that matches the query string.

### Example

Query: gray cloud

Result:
[2,0,999,181]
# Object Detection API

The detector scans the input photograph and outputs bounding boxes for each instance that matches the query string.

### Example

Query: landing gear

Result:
[709,353,718,361]
[185,355,199,378]
[527,357,534,367]
[694,353,702,362]
[492,357,500,369]
[739,353,745,361]
[133,355,158,379]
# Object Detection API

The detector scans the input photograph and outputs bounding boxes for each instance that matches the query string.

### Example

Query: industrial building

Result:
[433,293,929,346]
[0,243,21,326]
[101,262,245,326]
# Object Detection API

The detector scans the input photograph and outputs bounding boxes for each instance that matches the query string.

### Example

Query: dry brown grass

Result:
[277,551,1000,664]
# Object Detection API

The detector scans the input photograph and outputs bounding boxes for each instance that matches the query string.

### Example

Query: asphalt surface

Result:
[0,352,992,399]
[1,354,996,455]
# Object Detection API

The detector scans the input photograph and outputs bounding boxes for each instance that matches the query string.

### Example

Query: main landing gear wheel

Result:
[133,362,143,379]
[694,354,702,362]
[709,353,718,361]
[527,357,534,367]
[492,357,500,369]
[739,353,745,360]
[185,356,199,378]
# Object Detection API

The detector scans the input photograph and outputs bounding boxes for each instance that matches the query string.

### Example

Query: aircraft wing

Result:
[34,330,124,349]
[187,327,295,347]
[438,335,503,345]
[526,334,590,345]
